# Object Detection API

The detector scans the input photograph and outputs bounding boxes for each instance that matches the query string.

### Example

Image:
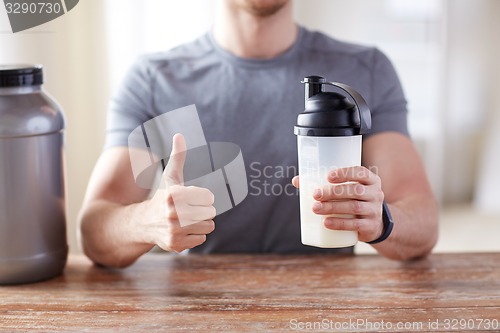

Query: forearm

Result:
[79,200,154,268]
[372,194,439,260]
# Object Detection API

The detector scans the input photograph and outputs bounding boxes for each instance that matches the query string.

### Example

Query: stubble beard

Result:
[239,0,290,17]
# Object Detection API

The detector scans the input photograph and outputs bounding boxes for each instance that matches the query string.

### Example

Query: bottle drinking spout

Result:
[302,75,326,105]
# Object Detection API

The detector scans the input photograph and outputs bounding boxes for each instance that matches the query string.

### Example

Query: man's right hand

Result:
[138,133,216,253]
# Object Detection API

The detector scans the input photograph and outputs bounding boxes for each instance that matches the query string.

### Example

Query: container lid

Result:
[0,65,64,138]
[294,76,371,137]
[0,65,43,87]
[295,92,359,136]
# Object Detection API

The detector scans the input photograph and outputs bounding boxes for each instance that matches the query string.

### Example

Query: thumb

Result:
[163,133,186,186]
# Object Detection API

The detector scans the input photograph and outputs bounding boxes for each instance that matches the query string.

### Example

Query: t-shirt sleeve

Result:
[104,57,154,149]
[367,48,409,137]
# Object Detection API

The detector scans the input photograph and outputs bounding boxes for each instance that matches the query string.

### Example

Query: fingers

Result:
[323,216,382,243]
[181,235,208,251]
[312,200,380,218]
[170,186,215,206]
[181,219,216,235]
[292,175,300,188]
[172,220,215,252]
[313,183,384,202]
[156,219,215,253]
[176,205,217,226]
[163,133,186,186]
[166,234,209,253]
[328,166,380,186]
[312,167,382,202]
[167,185,216,227]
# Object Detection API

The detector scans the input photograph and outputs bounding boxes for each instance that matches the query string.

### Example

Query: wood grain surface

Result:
[1,253,500,332]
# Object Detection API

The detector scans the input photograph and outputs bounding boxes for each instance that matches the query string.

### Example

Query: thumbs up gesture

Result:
[144,134,216,253]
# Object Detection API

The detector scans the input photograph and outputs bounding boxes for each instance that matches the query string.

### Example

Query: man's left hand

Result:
[292,166,385,243]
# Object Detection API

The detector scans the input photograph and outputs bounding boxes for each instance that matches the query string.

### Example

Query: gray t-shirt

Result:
[105,26,408,254]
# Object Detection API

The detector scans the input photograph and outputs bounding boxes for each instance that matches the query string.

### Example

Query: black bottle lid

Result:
[294,76,371,137]
[0,65,43,87]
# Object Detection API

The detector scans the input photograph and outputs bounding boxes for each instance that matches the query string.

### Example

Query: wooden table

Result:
[1,253,500,332]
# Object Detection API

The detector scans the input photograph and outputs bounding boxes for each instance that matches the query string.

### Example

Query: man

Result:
[78,0,438,268]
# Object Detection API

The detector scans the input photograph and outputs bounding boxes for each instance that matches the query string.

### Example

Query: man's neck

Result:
[213,1,297,59]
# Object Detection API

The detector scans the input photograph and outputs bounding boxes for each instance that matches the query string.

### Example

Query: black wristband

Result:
[367,201,394,244]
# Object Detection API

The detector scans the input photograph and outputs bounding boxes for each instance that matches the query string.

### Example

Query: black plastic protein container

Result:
[0,65,68,284]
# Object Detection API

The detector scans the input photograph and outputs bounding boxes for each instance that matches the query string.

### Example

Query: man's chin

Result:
[242,0,290,17]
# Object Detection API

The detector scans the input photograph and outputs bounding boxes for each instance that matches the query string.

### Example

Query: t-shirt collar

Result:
[207,25,305,69]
